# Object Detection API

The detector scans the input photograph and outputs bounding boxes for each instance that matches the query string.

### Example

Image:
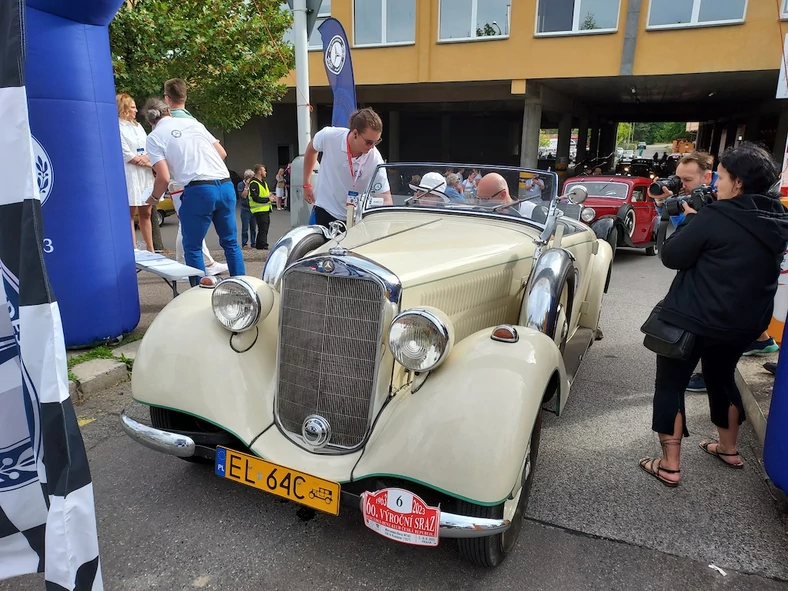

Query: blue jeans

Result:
[180,180,245,286]
[240,207,257,246]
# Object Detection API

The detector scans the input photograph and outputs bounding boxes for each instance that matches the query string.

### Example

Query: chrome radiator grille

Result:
[277,267,385,449]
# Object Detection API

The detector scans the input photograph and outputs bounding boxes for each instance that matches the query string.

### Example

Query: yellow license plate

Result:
[215,446,341,515]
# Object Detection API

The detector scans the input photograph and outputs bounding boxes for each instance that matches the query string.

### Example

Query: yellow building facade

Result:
[221,0,788,178]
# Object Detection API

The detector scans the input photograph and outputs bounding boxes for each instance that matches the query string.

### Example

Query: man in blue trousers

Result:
[142,97,245,286]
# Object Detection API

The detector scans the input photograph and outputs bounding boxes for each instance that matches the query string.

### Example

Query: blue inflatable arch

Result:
[26,0,139,347]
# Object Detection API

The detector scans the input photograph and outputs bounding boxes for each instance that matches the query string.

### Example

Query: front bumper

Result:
[120,411,511,539]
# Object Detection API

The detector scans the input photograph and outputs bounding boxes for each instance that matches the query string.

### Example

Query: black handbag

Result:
[640,300,696,360]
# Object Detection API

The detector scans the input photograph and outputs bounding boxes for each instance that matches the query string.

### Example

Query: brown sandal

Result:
[699,441,744,469]
[639,457,680,487]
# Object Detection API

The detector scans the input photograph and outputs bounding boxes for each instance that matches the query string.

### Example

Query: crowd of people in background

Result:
[117,79,294,273]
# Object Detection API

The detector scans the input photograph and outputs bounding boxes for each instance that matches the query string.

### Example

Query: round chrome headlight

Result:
[581,207,596,223]
[388,308,453,372]
[211,278,260,332]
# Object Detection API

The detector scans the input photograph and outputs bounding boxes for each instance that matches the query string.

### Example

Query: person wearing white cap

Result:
[408,172,451,206]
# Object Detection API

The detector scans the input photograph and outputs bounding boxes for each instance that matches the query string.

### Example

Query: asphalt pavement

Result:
[3,241,788,590]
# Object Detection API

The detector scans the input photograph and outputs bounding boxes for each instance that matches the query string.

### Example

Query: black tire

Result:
[645,245,657,257]
[456,410,543,568]
[606,226,618,260]
[156,209,165,227]
[150,407,216,465]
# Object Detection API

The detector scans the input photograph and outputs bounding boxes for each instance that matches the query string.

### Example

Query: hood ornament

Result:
[327,220,348,255]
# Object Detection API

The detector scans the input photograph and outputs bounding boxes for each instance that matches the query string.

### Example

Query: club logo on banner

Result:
[319,18,357,129]
[31,135,54,206]
[325,35,346,75]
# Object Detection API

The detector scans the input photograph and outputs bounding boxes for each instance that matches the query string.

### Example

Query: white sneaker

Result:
[206,262,229,276]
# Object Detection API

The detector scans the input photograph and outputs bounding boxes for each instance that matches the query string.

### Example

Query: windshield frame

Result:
[564,180,630,200]
[357,162,560,226]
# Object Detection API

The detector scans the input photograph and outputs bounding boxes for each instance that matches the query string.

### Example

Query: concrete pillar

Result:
[388,111,400,161]
[520,97,542,169]
[710,124,722,158]
[724,121,738,150]
[744,114,761,143]
[599,122,617,161]
[441,114,451,161]
[773,108,788,165]
[589,126,600,159]
[576,118,589,164]
[556,113,572,189]
[696,123,710,151]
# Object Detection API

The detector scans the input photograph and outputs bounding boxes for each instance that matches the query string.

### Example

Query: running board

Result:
[563,327,595,386]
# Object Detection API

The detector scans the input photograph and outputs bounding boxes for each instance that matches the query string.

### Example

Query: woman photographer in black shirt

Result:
[640,142,788,487]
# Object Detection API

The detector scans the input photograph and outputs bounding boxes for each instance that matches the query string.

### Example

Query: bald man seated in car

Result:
[476,172,554,224]
[475,173,534,217]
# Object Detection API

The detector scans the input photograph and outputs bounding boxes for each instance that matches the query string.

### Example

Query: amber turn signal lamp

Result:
[199,276,221,288]
[491,325,519,343]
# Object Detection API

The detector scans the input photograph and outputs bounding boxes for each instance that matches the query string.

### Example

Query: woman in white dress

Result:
[117,93,155,252]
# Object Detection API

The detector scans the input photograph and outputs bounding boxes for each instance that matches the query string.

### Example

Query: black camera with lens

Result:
[663,185,715,217]
[649,175,682,197]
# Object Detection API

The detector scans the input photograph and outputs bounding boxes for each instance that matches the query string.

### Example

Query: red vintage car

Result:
[563,175,659,258]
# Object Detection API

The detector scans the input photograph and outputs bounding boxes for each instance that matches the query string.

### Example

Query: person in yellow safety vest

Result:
[242,164,272,250]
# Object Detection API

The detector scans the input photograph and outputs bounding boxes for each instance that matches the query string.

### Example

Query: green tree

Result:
[539,131,551,148]
[580,13,598,30]
[616,122,632,146]
[653,122,693,143]
[110,0,294,130]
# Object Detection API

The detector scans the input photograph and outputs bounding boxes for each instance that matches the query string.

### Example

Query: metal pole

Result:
[293,0,311,155]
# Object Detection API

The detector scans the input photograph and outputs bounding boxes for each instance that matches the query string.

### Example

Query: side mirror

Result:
[565,185,588,205]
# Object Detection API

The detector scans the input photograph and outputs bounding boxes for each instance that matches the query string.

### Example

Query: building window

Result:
[309,0,332,49]
[536,0,621,35]
[783,0,788,19]
[439,0,511,42]
[354,0,416,46]
[647,0,746,29]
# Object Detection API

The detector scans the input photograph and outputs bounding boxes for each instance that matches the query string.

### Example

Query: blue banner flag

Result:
[318,17,357,128]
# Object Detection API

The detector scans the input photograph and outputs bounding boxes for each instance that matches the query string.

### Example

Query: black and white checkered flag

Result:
[0,1,103,589]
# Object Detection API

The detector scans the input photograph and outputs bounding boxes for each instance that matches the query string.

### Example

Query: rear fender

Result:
[131,277,279,445]
[354,326,566,505]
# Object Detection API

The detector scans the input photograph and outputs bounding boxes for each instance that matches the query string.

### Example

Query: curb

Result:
[735,368,788,512]
[68,341,139,403]
[735,367,767,448]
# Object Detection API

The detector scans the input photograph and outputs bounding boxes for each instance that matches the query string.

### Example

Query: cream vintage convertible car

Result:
[121,163,613,567]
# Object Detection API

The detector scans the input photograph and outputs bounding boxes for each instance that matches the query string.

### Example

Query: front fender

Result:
[353,326,566,506]
[131,277,279,445]
[590,216,616,241]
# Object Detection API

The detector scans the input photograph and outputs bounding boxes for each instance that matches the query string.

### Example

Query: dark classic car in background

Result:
[564,176,659,257]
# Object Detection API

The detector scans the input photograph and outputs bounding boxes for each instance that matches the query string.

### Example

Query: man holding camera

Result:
[649,151,779,393]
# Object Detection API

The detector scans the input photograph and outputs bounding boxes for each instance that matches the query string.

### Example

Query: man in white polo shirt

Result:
[302,107,392,227]
[142,97,244,286]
